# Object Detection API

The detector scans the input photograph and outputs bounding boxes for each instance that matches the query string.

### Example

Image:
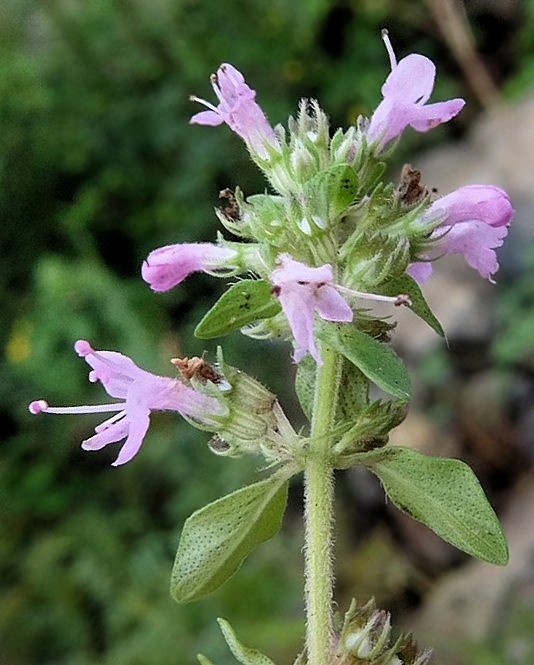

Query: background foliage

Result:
[1,1,533,663]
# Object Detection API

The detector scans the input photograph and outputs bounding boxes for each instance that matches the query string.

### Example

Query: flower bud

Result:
[338,599,431,664]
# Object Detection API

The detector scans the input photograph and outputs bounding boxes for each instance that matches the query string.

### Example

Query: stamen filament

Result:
[381,28,397,69]
[336,284,409,305]
[42,403,124,415]
[95,410,127,432]
[189,95,220,114]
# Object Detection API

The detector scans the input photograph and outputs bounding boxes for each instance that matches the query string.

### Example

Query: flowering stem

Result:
[304,344,340,664]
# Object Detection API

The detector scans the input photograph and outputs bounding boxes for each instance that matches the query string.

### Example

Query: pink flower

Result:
[408,185,514,282]
[190,63,278,157]
[142,243,237,293]
[270,255,353,364]
[29,340,225,466]
[368,31,465,149]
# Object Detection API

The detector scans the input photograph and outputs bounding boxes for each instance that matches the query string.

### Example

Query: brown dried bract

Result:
[397,163,426,204]
[171,356,222,383]
[218,188,240,221]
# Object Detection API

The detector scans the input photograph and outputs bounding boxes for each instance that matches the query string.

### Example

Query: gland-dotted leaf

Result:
[218,619,277,665]
[295,356,369,423]
[359,446,509,565]
[195,280,281,339]
[381,274,445,337]
[336,358,369,421]
[318,324,411,400]
[171,475,289,603]
[303,164,358,220]
[295,355,316,420]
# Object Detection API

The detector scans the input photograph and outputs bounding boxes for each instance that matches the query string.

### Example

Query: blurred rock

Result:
[393,96,534,359]
[408,474,534,659]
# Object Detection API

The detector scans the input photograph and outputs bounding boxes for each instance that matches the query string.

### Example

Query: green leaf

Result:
[295,355,316,420]
[336,358,369,421]
[295,356,369,423]
[218,618,277,665]
[381,274,445,337]
[171,475,289,603]
[303,164,358,219]
[318,324,411,400]
[195,280,281,339]
[359,446,509,565]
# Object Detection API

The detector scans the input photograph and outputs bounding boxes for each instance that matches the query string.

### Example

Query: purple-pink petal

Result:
[410,184,513,281]
[142,243,237,293]
[278,287,319,364]
[112,410,151,467]
[75,340,147,399]
[407,261,433,283]
[314,285,354,322]
[407,99,466,133]
[190,110,224,126]
[271,254,333,286]
[190,63,278,156]
[369,39,465,148]
[30,341,226,465]
[270,255,353,364]
[440,219,509,280]
[82,419,129,451]
[429,185,514,228]
[382,54,436,103]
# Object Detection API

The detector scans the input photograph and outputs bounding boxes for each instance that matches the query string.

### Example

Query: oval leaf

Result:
[381,274,445,337]
[171,475,289,603]
[359,446,508,565]
[318,324,411,400]
[195,280,281,339]
[218,618,277,665]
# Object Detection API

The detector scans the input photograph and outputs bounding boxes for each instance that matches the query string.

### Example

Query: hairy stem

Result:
[304,344,340,664]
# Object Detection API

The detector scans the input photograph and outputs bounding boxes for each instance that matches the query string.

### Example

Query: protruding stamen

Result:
[381,28,397,69]
[29,400,49,414]
[189,95,220,114]
[29,402,124,416]
[336,285,411,307]
[209,73,225,104]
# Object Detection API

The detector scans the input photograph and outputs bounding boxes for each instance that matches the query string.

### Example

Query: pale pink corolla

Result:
[408,185,514,282]
[270,255,354,364]
[29,340,225,466]
[142,242,237,293]
[368,31,465,149]
[190,63,278,157]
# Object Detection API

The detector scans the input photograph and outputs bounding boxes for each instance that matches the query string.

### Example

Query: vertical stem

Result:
[304,344,340,665]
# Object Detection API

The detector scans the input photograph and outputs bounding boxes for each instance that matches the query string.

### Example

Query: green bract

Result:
[218,619,277,665]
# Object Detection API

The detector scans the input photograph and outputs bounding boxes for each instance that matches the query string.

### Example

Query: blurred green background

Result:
[2,1,534,663]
